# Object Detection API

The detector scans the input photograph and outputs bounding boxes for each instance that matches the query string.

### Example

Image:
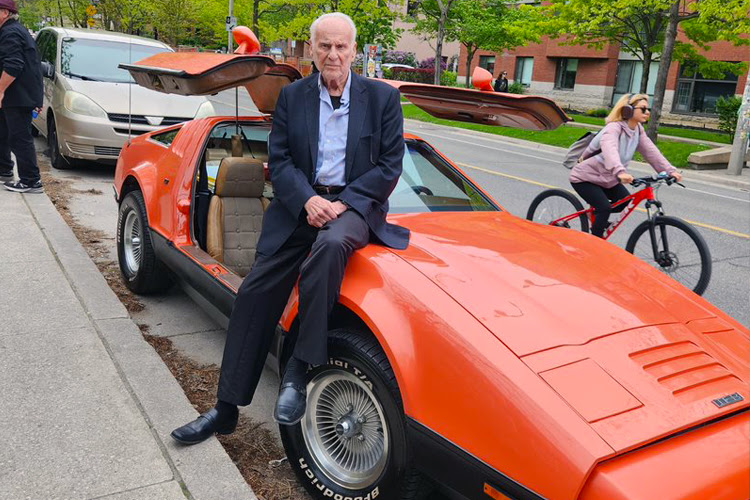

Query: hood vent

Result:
[630,341,738,404]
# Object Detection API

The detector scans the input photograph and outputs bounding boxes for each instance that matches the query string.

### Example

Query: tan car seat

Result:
[206,157,266,277]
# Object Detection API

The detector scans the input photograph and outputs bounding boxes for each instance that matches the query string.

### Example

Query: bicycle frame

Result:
[551,184,664,240]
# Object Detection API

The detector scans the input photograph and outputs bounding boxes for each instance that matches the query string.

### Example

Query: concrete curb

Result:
[23,192,255,500]
[404,118,750,190]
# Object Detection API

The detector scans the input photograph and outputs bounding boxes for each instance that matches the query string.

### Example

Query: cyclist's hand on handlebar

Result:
[670,171,683,182]
[618,173,634,184]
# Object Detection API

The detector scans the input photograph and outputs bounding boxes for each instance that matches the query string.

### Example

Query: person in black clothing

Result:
[493,70,508,93]
[0,0,44,193]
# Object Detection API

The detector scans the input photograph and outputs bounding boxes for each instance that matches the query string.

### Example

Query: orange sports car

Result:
[113,44,749,500]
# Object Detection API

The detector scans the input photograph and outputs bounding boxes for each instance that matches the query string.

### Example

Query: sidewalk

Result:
[0,187,255,499]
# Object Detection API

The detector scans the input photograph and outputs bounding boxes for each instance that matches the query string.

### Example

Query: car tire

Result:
[117,190,171,294]
[280,329,431,500]
[47,118,74,170]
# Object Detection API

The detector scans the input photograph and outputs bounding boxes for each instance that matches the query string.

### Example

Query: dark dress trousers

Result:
[217,73,409,406]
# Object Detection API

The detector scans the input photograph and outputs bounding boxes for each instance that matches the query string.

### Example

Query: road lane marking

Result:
[407,127,750,202]
[457,162,750,240]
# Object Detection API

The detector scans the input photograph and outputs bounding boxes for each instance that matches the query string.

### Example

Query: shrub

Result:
[391,67,436,84]
[441,71,457,87]
[586,108,609,118]
[418,56,448,70]
[716,95,742,137]
[382,67,393,79]
[382,50,417,68]
[508,82,526,94]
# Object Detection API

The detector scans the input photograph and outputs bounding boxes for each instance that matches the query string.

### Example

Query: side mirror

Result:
[40,61,55,79]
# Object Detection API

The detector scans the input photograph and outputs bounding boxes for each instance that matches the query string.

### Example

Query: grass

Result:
[402,104,713,168]
[570,114,731,144]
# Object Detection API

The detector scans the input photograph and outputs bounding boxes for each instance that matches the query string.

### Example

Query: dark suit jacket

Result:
[258,72,410,256]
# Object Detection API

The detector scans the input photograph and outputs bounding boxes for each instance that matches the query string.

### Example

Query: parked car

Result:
[114,48,749,500]
[31,28,215,169]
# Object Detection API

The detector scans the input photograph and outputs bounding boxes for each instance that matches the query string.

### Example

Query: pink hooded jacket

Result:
[569,121,676,188]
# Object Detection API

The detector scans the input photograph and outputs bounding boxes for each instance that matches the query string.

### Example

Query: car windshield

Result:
[200,123,497,213]
[61,38,170,83]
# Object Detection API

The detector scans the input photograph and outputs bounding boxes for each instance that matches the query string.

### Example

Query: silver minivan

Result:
[32,28,215,169]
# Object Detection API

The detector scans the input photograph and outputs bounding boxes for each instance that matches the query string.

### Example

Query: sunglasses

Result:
[634,106,651,113]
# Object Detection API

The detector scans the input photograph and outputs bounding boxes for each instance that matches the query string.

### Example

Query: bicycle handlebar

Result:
[631,173,685,188]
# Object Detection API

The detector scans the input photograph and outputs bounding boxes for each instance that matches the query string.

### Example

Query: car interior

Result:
[193,122,273,276]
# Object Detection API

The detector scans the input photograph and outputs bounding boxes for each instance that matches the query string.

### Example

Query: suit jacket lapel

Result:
[305,78,319,180]
[345,74,368,182]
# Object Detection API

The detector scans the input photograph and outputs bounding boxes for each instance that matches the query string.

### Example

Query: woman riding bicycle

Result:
[569,93,683,238]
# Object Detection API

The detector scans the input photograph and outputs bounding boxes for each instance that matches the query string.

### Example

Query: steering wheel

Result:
[411,185,433,196]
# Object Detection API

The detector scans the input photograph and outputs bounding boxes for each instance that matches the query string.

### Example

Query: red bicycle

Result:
[526,173,712,295]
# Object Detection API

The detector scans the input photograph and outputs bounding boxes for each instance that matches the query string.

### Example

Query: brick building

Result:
[460,34,749,127]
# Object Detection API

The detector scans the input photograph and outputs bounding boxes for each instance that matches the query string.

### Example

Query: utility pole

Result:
[228,0,235,53]
[727,75,750,176]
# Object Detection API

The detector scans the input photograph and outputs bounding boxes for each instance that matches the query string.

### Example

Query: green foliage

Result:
[716,96,742,137]
[441,70,457,86]
[507,82,525,94]
[586,108,609,118]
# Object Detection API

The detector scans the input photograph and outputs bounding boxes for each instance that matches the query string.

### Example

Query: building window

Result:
[479,55,495,75]
[673,64,739,114]
[514,57,534,86]
[555,58,577,90]
[612,59,660,104]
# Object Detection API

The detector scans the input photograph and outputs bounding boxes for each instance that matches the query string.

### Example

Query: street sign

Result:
[225,16,237,31]
[86,5,97,16]
[87,17,96,27]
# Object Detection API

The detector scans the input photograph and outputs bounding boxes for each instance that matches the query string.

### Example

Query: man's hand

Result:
[670,171,683,182]
[331,201,348,215]
[618,172,634,184]
[305,195,339,228]
[0,92,4,109]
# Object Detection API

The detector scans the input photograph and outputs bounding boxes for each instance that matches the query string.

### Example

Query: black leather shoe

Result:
[170,407,238,445]
[273,382,307,425]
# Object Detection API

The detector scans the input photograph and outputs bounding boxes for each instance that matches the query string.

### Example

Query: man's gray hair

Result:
[310,12,357,45]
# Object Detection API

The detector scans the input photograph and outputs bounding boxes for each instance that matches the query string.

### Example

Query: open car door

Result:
[120,52,302,114]
[386,68,570,131]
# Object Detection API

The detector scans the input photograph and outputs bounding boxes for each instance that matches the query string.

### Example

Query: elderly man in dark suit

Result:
[172,12,409,444]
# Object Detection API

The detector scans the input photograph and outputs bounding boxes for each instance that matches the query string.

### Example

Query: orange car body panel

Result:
[114,116,750,499]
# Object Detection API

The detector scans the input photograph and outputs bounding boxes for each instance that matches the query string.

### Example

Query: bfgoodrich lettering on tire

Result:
[116,190,171,294]
[280,329,430,500]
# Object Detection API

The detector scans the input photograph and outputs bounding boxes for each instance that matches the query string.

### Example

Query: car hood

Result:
[66,79,207,118]
[391,211,749,451]
[391,211,713,357]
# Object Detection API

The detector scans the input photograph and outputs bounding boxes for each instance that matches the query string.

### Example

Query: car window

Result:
[202,122,271,193]
[150,127,181,147]
[388,141,498,213]
[60,38,170,83]
[36,31,57,65]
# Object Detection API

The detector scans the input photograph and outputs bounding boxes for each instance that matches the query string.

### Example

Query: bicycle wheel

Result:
[527,189,589,233]
[625,215,712,295]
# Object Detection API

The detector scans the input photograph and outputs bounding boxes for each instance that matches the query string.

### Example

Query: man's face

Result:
[0,9,9,25]
[312,18,356,87]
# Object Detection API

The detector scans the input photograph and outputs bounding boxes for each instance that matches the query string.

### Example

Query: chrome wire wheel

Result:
[302,369,389,489]
[123,210,142,275]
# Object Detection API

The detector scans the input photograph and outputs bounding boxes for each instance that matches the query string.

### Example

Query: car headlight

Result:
[194,100,215,119]
[63,91,107,118]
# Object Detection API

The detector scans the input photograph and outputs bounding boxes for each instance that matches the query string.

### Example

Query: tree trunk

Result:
[57,0,64,27]
[639,50,652,94]
[253,0,260,39]
[434,10,446,85]
[647,0,680,143]
[465,45,475,88]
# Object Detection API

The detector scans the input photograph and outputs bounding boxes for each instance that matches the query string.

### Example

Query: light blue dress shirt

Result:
[315,71,351,186]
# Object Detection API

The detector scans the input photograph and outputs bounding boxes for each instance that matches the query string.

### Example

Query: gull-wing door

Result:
[386,69,570,131]
[119,29,303,114]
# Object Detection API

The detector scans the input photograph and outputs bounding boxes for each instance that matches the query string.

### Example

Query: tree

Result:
[448,0,540,88]
[412,0,458,84]
[258,0,403,51]
[542,0,750,141]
